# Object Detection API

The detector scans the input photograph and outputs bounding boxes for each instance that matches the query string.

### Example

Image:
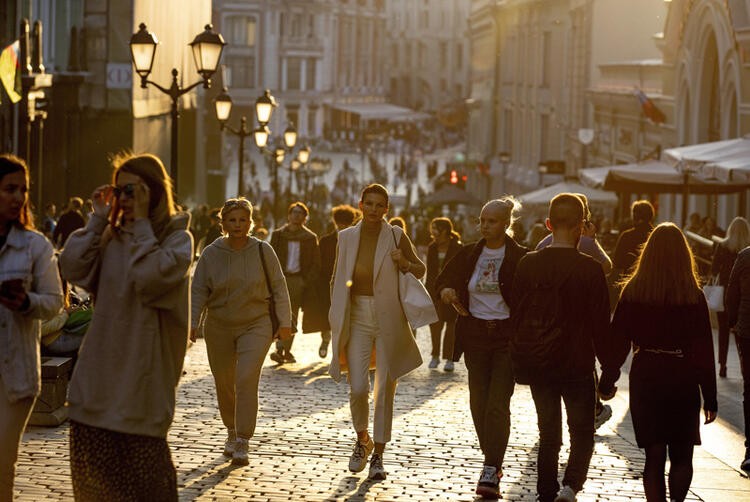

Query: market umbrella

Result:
[422,185,482,206]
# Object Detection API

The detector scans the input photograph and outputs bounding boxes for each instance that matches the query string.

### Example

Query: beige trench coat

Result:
[328,221,422,383]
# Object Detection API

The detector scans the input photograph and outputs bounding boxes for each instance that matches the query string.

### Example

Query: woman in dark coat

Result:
[435,197,528,499]
[425,217,462,371]
[600,223,717,502]
[710,217,750,377]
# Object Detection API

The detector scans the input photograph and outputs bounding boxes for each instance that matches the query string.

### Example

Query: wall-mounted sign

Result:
[106,63,132,89]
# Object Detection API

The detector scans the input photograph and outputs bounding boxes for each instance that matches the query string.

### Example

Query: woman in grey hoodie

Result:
[191,197,292,466]
[0,154,63,501]
[60,153,193,501]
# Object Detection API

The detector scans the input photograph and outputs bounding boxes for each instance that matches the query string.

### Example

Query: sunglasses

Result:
[112,184,136,198]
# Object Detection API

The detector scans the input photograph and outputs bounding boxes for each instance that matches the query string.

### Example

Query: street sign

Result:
[106,63,132,89]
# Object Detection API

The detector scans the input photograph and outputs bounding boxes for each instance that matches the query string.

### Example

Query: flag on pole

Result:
[0,41,22,104]
[634,87,666,124]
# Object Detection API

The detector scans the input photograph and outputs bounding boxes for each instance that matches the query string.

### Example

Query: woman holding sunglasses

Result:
[191,197,291,466]
[60,153,193,500]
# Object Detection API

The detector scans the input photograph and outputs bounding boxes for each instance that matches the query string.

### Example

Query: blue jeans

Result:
[530,374,596,501]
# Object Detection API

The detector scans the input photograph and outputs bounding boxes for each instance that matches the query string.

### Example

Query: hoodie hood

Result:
[210,235,261,253]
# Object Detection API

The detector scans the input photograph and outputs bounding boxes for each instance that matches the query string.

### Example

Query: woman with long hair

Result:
[60,153,193,500]
[711,217,750,377]
[600,223,717,501]
[329,184,425,481]
[435,197,528,499]
[425,217,462,371]
[191,197,291,465]
[0,155,63,500]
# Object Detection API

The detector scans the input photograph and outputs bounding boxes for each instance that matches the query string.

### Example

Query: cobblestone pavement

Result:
[14,328,750,501]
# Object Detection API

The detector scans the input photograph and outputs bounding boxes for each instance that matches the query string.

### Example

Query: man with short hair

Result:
[269,202,321,363]
[612,199,655,277]
[41,202,57,240]
[511,193,610,502]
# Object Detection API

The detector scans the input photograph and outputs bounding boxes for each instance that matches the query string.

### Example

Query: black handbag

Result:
[258,243,280,335]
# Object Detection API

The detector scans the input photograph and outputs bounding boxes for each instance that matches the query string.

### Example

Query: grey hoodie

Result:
[191,237,291,331]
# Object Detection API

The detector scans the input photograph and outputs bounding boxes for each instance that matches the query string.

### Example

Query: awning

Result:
[328,102,431,122]
[663,137,750,183]
[580,160,750,194]
[518,181,618,207]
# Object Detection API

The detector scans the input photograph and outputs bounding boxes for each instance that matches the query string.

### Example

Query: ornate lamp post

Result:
[129,23,226,191]
[214,87,254,197]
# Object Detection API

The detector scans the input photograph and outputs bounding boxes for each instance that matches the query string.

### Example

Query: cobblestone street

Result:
[14,328,750,501]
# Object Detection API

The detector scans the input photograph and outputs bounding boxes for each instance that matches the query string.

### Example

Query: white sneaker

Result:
[554,485,577,502]
[232,438,249,466]
[368,453,387,480]
[223,430,236,457]
[594,404,613,430]
[428,357,440,369]
[444,360,455,372]
[348,437,374,473]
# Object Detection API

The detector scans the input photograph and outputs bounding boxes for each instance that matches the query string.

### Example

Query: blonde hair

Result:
[719,216,750,253]
[620,223,702,305]
[220,198,254,235]
[482,196,521,238]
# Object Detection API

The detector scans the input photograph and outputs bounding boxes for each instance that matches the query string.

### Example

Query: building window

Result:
[306,58,316,90]
[392,43,399,67]
[225,55,255,88]
[308,108,317,136]
[455,43,462,70]
[540,114,550,161]
[440,42,447,69]
[226,16,256,47]
[287,57,302,90]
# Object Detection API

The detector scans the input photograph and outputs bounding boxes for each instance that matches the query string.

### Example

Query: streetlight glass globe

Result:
[189,24,226,80]
[129,23,158,78]
[214,87,233,122]
[255,90,277,125]
[253,126,270,149]
[275,147,286,164]
[284,124,298,149]
[298,145,311,164]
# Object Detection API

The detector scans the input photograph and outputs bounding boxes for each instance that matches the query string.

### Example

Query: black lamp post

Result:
[129,23,226,192]
[214,87,255,197]
[296,145,311,200]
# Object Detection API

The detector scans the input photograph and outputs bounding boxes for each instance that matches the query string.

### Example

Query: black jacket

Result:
[727,247,750,338]
[435,235,528,360]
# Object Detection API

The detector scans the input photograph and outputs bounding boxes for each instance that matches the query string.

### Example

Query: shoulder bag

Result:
[258,243,280,334]
[703,276,725,312]
[391,227,438,329]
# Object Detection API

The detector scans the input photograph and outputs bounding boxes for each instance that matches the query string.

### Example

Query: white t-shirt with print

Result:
[468,245,510,320]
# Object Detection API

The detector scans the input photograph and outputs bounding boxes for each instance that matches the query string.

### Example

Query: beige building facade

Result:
[589,0,750,225]
[467,0,666,197]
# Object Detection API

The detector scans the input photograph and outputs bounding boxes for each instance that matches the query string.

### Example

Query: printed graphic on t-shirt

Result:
[475,257,500,293]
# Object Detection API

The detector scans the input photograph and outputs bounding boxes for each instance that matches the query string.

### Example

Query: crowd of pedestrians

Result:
[1,149,745,502]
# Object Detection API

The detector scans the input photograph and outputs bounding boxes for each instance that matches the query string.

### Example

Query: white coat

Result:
[328,221,422,382]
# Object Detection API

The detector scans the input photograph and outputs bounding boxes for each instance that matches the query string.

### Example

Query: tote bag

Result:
[391,228,438,329]
[703,277,725,312]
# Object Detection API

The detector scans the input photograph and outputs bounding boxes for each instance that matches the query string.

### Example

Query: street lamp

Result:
[283,124,298,198]
[214,87,255,197]
[297,145,312,200]
[129,22,226,192]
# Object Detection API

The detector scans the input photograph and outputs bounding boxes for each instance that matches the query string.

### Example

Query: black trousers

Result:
[530,374,596,501]
[736,336,750,448]
[461,317,515,469]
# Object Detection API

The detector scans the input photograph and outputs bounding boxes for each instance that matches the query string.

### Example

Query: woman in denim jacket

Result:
[0,154,64,500]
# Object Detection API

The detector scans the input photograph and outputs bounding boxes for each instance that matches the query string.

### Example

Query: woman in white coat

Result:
[0,154,63,500]
[328,184,425,481]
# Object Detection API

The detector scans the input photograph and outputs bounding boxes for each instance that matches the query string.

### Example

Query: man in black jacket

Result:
[511,193,610,502]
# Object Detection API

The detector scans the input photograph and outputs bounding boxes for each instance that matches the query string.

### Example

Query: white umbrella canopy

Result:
[663,136,750,182]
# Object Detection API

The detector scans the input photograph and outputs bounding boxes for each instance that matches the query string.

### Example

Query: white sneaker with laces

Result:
[475,465,500,499]
[348,437,374,473]
[232,438,249,466]
[554,485,577,502]
[223,430,236,457]
[368,453,387,480]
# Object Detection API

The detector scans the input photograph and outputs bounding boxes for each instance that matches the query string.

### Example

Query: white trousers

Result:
[347,296,397,444]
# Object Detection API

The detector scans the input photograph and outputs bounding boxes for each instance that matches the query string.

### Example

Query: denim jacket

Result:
[0,226,64,403]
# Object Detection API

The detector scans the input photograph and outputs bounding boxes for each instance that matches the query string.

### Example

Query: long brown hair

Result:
[109,152,177,240]
[620,222,702,305]
[0,154,35,230]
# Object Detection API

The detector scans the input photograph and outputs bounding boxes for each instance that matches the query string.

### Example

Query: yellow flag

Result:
[0,41,22,104]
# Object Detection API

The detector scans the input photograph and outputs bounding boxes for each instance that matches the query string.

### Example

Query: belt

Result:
[469,316,510,331]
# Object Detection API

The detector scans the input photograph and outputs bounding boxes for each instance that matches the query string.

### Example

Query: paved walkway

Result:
[14,328,750,501]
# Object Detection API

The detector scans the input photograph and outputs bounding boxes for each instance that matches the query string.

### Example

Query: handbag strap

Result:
[258,242,273,300]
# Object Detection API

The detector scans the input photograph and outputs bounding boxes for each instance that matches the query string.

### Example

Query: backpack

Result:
[510,258,576,385]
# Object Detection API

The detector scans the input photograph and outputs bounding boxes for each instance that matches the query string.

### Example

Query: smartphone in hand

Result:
[0,278,24,298]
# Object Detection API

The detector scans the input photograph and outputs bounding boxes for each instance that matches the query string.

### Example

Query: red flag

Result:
[634,88,665,124]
